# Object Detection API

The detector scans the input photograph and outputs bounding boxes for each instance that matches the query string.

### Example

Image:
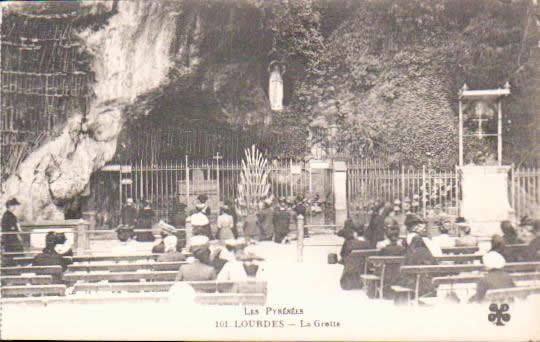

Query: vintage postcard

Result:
[1,0,539,340]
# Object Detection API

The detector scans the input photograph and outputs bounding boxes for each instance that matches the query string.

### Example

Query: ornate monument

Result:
[458,83,512,240]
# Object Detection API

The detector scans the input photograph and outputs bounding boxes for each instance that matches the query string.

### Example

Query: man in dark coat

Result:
[224,199,239,238]
[121,198,138,226]
[469,251,516,303]
[490,234,520,263]
[1,198,24,264]
[272,198,290,243]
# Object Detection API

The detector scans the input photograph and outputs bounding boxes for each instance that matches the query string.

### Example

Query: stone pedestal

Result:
[459,165,512,238]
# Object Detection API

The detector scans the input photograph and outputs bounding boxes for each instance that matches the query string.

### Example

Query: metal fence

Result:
[91,159,322,225]
[511,166,540,220]
[347,162,540,225]
[347,164,460,224]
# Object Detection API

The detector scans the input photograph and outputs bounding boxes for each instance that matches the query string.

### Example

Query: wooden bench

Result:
[364,254,483,298]
[1,284,66,297]
[485,286,540,301]
[349,249,379,274]
[72,281,267,295]
[1,275,53,286]
[1,292,266,306]
[1,265,63,276]
[400,262,540,302]
[63,271,178,282]
[67,261,187,273]
[433,272,540,287]
[13,254,167,265]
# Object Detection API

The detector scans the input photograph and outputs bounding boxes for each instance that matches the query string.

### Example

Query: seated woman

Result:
[338,226,372,290]
[337,226,371,262]
[490,234,520,263]
[157,235,186,262]
[395,235,437,298]
[455,223,478,247]
[176,236,216,282]
[376,217,404,250]
[216,239,264,282]
[500,221,523,245]
[111,226,138,255]
[379,225,406,299]
[469,251,515,303]
[33,232,69,282]
[431,224,455,249]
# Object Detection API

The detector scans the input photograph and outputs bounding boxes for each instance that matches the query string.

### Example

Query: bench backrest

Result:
[72,281,267,294]
[67,261,187,273]
[433,272,540,286]
[368,254,482,266]
[1,292,266,306]
[1,265,63,276]
[485,286,540,301]
[1,275,53,286]
[63,271,178,282]
[1,285,66,297]
[401,262,540,275]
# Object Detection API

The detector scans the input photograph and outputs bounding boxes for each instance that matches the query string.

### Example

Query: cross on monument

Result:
[475,113,488,139]
[213,152,223,202]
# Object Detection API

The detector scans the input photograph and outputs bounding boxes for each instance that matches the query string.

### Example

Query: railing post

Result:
[297,214,304,263]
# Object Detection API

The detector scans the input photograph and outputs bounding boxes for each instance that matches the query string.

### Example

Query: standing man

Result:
[121,198,138,227]
[1,198,24,264]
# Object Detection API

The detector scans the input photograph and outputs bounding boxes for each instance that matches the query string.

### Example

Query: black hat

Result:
[197,194,208,203]
[455,217,466,224]
[6,198,21,207]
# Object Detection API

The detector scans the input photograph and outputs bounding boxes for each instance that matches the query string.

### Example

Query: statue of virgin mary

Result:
[268,61,285,111]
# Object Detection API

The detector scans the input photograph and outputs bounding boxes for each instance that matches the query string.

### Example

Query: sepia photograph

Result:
[0,0,539,340]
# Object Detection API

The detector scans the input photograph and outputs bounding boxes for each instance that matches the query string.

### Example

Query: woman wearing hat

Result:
[1,198,24,261]
[157,235,186,262]
[469,251,515,303]
[217,238,264,282]
[32,232,68,282]
[191,204,213,240]
[217,206,235,241]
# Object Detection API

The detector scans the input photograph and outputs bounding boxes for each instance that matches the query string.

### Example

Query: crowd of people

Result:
[338,198,540,303]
